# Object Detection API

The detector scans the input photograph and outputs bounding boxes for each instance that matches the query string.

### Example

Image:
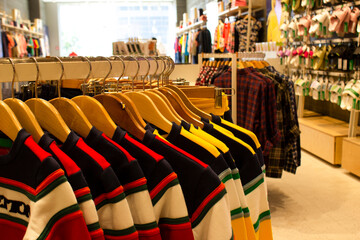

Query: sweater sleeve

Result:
[24,157,91,240]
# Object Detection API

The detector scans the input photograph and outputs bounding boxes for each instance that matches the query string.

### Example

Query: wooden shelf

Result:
[176,21,205,35]
[342,137,360,177]
[299,116,349,165]
[2,23,43,37]
[218,6,262,19]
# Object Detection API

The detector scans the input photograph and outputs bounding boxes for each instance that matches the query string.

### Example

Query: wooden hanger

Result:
[71,56,117,138]
[142,91,182,124]
[25,58,71,143]
[95,56,146,140]
[126,92,173,133]
[164,85,212,120]
[157,87,204,128]
[4,57,44,143]
[146,89,184,121]
[0,100,22,141]
[124,57,173,133]
[48,57,93,138]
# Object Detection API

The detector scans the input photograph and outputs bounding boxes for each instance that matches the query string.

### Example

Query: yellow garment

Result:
[267,0,281,42]
[189,94,229,116]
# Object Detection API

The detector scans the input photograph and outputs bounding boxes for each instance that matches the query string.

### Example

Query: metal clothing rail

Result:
[199,53,237,123]
[0,57,165,83]
[198,52,266,123]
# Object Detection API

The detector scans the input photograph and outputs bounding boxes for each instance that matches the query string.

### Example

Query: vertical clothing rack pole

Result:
[231,53,237,123]
[198,53,238,121]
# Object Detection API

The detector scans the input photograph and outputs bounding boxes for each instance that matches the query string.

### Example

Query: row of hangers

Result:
[0,56,215,148]
[201,58,269,69]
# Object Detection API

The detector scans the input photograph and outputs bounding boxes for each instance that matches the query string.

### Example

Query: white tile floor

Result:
[267,151,360,240]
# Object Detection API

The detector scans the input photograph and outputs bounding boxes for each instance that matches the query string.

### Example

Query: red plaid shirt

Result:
[214,68,280,156]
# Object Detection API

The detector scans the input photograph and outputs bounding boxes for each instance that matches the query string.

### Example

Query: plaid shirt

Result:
[268,67,301,171]
[214,68,280,157]
[263,69,300,177]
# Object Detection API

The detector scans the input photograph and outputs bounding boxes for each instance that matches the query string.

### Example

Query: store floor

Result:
[267,150,360,240]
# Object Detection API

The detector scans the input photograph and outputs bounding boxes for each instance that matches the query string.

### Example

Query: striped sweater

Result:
[141,129,233,240]
[200,120,273,240]
[84,127,161,240]
[0,129,91,239]
[38,133,105,240]
[111,127,194,240]
[60,131,138,240]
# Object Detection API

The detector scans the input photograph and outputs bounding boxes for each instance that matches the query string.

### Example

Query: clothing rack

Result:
[0,57,165,83]
[198,53,237,122]
[198,52,266,123]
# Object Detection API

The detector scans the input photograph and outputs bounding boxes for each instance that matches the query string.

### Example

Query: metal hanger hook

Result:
[95,56,112,94]
[53,56,65,98]
[7,58,16,98]
[111,55,126,93]
[30,57,40,98]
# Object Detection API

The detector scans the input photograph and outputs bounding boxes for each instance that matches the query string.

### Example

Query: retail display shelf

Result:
[299,116,349,165]
[176,21,205,35]
[218,6,262,19]
[2,23,43,37]
[342,137,360,177]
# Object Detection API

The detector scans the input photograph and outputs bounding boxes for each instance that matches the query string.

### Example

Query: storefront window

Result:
[57,1,176,56]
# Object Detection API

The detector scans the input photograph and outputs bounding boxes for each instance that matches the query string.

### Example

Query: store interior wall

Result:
[0,0,30,20]
[177,0,186,26]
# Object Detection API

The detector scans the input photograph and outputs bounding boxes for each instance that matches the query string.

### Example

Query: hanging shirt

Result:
[180,121,251,240]
[214,68,281,157]
[153,123,244,240]
[0,129,91,239]
[60,131,138,240]
[235,18,262,52]
[141,129,232,240]
[199,121,273,240]
[38,133,105,240]
[111,127,194,240]
[210,114,265,172]
[83,127,161,240]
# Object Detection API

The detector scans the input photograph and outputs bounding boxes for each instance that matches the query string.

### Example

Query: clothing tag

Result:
[322,91,325,100]
[280,57,283,65]
[311,58,314,67]
[299,56,302,64]
[293,0,296,7]
[344,22,348,33]
[285,31,287,38]
[350,59,354,70]
[325,59,329,68]
[338,96,342,106]
[304,27,308,36]
[343,59,348,71]
[293,30,296,38]
[315,33,318,38]
[323,26,327,35]
[319,22,323,32]
[338,58,342,69]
